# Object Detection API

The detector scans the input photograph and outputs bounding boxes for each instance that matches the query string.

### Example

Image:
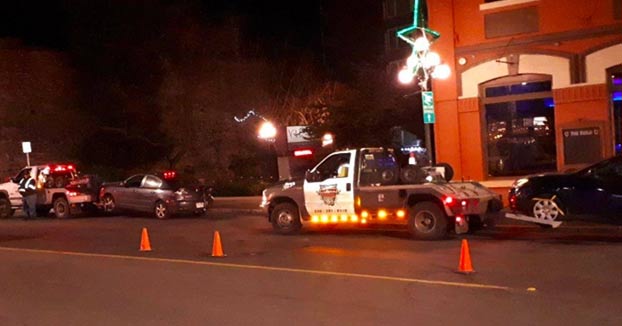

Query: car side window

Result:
[143,175,162,189]
[314,153,351,181]
[125,175,144,188]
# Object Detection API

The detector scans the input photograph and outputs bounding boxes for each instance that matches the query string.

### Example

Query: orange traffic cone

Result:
[211,231,226,257]
[456,239,475,274]
[139,227,152,252]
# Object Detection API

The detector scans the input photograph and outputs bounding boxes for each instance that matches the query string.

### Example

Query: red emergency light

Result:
[163,170,177,180]
[49,164,75,172]
[293,149,313,157]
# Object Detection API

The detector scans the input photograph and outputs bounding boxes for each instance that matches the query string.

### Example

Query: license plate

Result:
[196,202,205,208]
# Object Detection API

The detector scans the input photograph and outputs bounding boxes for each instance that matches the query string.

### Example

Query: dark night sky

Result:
[0,0,384,75]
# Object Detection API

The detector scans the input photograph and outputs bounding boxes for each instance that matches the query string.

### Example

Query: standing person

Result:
[18,170,37,220]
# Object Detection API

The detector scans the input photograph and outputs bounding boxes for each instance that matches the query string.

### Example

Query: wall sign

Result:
[562,127,601,165]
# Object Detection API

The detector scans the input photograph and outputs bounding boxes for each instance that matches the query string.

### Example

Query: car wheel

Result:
[271,203,302,235]
[408,201,448,240]
[0,198,14,219]
[530,194,563,222]
[102,194,116,214]
[53,197,71,219]
[154,201,170,219]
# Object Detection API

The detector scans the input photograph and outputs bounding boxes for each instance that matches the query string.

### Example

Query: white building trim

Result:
[479,0,539,11]
[460,58,510,98]
[460,54,571,98]
[586,43,622,85]
[518,54,571,89]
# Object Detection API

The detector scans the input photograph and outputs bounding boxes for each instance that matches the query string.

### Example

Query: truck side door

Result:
[303,150,356,218]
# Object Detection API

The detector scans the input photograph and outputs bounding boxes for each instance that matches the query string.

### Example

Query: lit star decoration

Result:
[396,0,450,89]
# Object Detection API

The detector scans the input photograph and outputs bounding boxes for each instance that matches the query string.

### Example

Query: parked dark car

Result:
[100,172,210,219]
[508,156,622,224]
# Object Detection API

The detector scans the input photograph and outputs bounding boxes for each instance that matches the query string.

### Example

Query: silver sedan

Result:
[100,173,208,219]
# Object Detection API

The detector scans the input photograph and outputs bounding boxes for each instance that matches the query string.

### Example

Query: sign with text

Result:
[562,127,601,165]
[22,142,31,153]
[421,91,435,124]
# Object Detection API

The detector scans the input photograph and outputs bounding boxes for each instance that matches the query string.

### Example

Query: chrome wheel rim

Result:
[414,210,435,233]
[155,203,167,219]
[103,196,115,212]
[277,210,294,228]
[533,199,560,221]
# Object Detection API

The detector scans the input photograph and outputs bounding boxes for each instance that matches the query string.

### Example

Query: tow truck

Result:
[0,163,101,218]
[261,147,503,240]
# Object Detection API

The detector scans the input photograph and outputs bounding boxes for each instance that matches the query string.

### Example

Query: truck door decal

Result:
[303,150,356,217]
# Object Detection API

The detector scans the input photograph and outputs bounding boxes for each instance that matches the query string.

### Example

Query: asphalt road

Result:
[1,200,622,325]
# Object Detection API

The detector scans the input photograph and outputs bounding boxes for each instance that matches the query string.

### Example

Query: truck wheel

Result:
[53,197,71,219]
[154,200,170,219]
[408,202,448,240]
[0,198,14,218]
[271,203,302,234]
[102,194,116,214]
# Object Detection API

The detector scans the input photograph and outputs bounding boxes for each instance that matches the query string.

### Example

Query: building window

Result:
[609,65,622,155]
[482,75,556,177]
[484,6,539,38]
[383,0,413,19]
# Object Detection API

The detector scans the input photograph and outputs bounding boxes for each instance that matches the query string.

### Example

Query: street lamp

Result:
[396,0,450,164]
[258,120,277,142]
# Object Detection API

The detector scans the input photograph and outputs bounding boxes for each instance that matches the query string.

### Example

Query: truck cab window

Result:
[315,153,351,181]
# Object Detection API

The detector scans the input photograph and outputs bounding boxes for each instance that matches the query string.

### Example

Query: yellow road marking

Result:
[0,246,511,291]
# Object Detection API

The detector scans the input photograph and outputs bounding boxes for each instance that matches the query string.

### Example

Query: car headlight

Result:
[512,178,529,188]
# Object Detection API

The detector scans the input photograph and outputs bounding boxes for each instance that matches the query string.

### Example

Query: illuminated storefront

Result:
[423,0,622,189]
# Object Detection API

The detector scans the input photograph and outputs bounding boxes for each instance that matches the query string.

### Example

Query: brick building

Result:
[384,0,621,197]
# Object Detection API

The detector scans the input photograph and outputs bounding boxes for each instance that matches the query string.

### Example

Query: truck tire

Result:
[271,203,302,235]
[400,166,425,184]
[435,162,454,182]
[408,201,448,240]
[53,197,71,219]
[0,198,14,218]
[380,168,399,185]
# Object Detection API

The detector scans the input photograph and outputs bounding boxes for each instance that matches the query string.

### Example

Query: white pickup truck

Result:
[0,163,100,218]
[261,147,503,240]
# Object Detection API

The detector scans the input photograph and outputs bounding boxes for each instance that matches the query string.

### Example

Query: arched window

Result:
[480,74,556,177]
[608,65,622,155]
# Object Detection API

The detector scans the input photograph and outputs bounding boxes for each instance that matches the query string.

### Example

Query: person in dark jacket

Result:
[18,171,37,220]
